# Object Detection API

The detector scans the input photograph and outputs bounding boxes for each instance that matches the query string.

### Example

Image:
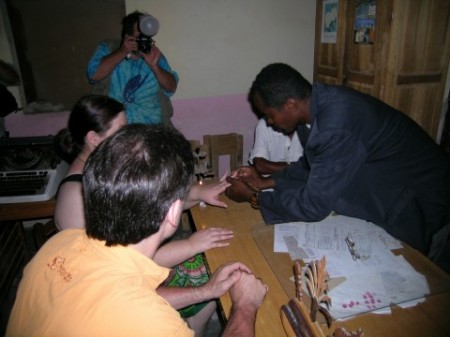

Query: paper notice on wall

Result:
[321,0,339,43]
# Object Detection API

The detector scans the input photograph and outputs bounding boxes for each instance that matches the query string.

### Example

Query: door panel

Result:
[313,0,348,85]
[384,0,450,137]
[313,0,450,139]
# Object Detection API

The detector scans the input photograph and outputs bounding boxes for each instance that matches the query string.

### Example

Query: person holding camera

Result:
[87,11,178,125]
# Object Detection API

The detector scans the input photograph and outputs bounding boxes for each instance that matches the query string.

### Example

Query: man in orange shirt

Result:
[7,124,267,337]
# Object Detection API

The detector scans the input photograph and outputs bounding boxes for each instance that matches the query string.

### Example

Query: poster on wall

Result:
[354,0,376,44]
[321,0,339,43]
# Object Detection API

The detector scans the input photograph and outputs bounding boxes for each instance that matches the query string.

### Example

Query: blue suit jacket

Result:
[259,83,450,254]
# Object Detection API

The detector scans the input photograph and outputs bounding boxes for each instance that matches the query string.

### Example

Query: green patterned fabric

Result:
[164,253,210,318]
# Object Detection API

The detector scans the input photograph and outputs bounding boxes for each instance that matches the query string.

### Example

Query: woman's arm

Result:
[183,176,230,210]
[153,227,234,267]
[54,182,85,230]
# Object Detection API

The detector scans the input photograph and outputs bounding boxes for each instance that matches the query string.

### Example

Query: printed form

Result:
[274,215,430,320]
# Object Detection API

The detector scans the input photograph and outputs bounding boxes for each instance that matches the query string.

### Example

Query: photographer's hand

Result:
[141,46,177,93]
[140,45,161,68]
[121,34,138,58]
[91,34,138,81]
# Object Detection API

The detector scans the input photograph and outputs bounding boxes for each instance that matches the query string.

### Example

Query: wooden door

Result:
[313,0,450,139]
[381,0,450,138]
[313,0,348,85]
[342,1,392,96]
[314,0,392,95]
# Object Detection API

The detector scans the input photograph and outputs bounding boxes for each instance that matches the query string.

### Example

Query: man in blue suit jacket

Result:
[226,63,450,260]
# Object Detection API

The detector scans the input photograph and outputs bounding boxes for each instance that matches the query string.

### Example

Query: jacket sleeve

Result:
[259,129,367,224]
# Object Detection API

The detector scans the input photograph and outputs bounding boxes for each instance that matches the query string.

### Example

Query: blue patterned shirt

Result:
[87,41,178,124]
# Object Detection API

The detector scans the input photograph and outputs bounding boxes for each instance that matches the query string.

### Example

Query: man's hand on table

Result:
[225,166,274,203]
[230,270,268,310]
[203,262,255,299]
[225,176,254,202]
[222,265,268,337]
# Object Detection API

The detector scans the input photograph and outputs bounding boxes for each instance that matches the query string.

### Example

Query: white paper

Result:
[274,215,430,320]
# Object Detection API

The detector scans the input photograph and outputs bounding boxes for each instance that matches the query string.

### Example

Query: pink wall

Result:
[5,93,259,166]
[172,94,258,164]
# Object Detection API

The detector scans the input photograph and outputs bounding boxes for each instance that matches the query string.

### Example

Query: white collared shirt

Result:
[249,119,303,164]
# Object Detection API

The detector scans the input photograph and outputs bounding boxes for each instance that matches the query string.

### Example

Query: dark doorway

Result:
[5,0,125,111]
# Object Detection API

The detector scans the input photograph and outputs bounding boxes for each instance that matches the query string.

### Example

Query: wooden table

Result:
[191,195,290,336]
[190,194,450,337]
[0,199,56,222]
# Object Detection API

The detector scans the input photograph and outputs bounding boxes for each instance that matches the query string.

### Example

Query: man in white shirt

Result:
[249,118,303,175]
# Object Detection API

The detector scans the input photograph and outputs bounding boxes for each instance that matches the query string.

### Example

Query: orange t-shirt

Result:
[6,229,194,337]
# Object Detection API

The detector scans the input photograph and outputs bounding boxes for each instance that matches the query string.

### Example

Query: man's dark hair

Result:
[250,63,312,109]
[83,124,194,246]
[121,10,143,39]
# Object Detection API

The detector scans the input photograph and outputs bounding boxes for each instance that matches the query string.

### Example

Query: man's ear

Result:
[161,199,183,236]
[284,98,298,111]
[284,97,310,123]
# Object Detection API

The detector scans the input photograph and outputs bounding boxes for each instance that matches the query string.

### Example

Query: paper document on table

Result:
[276,215,404,277]
[274,222,299,252]
[328,255,429,320]
[273,215,430,320]
[299,215,400,252]
[283,235,318,260]
[274,214,402,256]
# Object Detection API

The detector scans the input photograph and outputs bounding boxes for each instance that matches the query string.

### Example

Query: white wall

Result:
[3,0,316,160]
[1,0,316,105]
[126,0,316,99]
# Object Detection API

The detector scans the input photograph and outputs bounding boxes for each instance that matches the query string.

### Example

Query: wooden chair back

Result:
[203,133,243,178]
[189,139,200,153]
